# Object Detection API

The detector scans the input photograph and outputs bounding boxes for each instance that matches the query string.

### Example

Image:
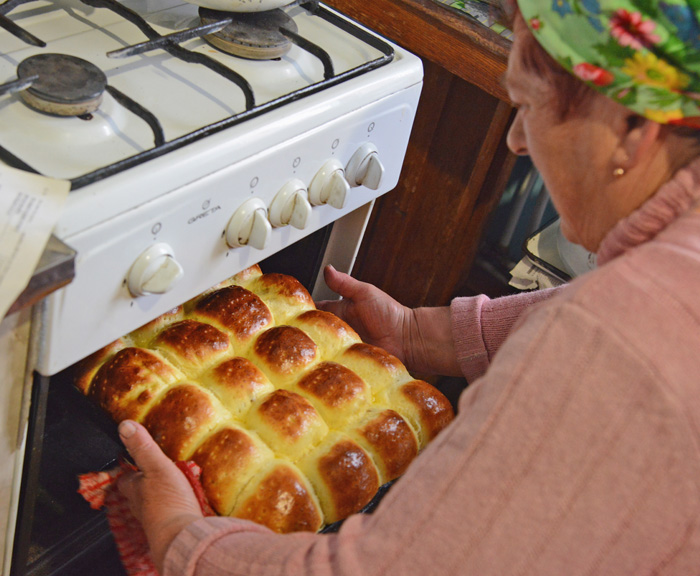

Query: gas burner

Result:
[17,54,107,116]
[199,8,298,60]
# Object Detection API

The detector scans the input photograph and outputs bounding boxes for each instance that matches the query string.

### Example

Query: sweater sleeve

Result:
[450,287,562,382]
[163,296,700,576]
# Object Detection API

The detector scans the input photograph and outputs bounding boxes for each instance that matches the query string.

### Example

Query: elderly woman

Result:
[117,0,700,573]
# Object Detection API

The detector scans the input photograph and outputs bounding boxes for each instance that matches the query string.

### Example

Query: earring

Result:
[613,167,625,178]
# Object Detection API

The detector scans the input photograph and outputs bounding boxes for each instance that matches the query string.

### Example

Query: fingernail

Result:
[119,420,137,439]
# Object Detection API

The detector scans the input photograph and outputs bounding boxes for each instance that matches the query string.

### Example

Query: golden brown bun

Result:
[191,286,273,353]
[129,306,184,347]
[289,310,361,359]
[191,424,273,516]
[73,338,128,395]
[152,319,232,374]
[299,432,379,523]
[232,460,323,533]
[198,357,274,418]
[246,389,328,460]
[349,409,418,485]
[73,265,453,532]
[378,379,455,449]
[294,361,370,427]
[87,347,183,423]
[243,273,315,324]
[337,343,412,392]
[250,325,318,386]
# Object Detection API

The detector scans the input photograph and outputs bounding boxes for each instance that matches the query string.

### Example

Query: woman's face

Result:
[504,25,632,252]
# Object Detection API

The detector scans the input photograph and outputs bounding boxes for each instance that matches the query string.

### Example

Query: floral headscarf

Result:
[518,0,700,127]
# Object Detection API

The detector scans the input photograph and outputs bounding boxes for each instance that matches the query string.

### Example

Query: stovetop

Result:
[0,0,392,184]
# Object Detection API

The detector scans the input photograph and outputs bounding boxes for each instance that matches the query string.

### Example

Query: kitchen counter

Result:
[0,307,32,575]
[329,0,511,100]
[1,236,74,572]
[432,0,512,38]
[326,0,517,307]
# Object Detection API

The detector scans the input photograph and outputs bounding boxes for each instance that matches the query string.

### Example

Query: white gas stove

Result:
[0,0,423,377]
[0,1,422,573]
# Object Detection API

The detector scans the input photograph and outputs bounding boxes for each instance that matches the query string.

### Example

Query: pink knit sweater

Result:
[164,158,700,576]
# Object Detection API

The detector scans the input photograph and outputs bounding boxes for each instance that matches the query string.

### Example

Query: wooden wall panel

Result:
[353,62,516,307]
[326,0,517,307]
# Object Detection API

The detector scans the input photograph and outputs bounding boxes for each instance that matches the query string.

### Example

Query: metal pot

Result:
[183,0,295,12]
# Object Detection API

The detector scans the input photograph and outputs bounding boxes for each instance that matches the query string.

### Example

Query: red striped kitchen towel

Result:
[78,459,214,576]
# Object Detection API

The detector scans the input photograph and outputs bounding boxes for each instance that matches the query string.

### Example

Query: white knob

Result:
[269,179,312,229]
[309,159,350,209]
[127,242,184,297]
[346,143,384,190]
[225,198,271,250]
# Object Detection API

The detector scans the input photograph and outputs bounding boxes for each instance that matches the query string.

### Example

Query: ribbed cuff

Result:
[163,517,270,576]
[450,295,491,383]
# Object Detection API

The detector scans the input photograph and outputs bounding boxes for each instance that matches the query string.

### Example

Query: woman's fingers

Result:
[118,420,171,477]
[322,265,365,300]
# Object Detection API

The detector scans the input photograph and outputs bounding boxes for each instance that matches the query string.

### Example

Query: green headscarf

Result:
[518,0,700,127]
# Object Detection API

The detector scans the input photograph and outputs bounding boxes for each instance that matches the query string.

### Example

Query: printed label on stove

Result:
[188,204,222,225]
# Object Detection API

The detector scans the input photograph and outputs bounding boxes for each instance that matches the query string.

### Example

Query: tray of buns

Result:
[71,265,454,533]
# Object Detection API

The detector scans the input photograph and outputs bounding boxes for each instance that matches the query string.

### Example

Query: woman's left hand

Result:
[117,420,204,573]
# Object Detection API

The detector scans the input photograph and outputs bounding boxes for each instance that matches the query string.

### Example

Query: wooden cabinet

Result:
[326,0,517,307]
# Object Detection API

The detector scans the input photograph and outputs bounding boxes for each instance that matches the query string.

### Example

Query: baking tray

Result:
[55,369,396,534]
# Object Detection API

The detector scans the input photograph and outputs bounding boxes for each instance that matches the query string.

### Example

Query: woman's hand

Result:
[316,266,462,376]
[117,420,204,573]
[316,265,412,363]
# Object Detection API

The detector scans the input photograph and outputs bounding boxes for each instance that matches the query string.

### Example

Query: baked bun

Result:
[73,264,454,532]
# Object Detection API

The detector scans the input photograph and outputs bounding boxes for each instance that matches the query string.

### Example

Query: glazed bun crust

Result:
[198,357,274,417]
[87,347,182,422]
[73,264,454,532]
[352,409,418,484]
[300,433,380,523]
[232,461,323,533]
[141,383,228,461]
[191,425,273,516]
[193,285,272,347]
[152,319,231,373]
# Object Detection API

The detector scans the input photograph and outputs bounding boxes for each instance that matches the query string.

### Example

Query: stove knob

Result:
[269,179,312,229]
[309,159,350,209]
[346,143,384,190]
[225,198,271,250]
[127,242,184,297]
